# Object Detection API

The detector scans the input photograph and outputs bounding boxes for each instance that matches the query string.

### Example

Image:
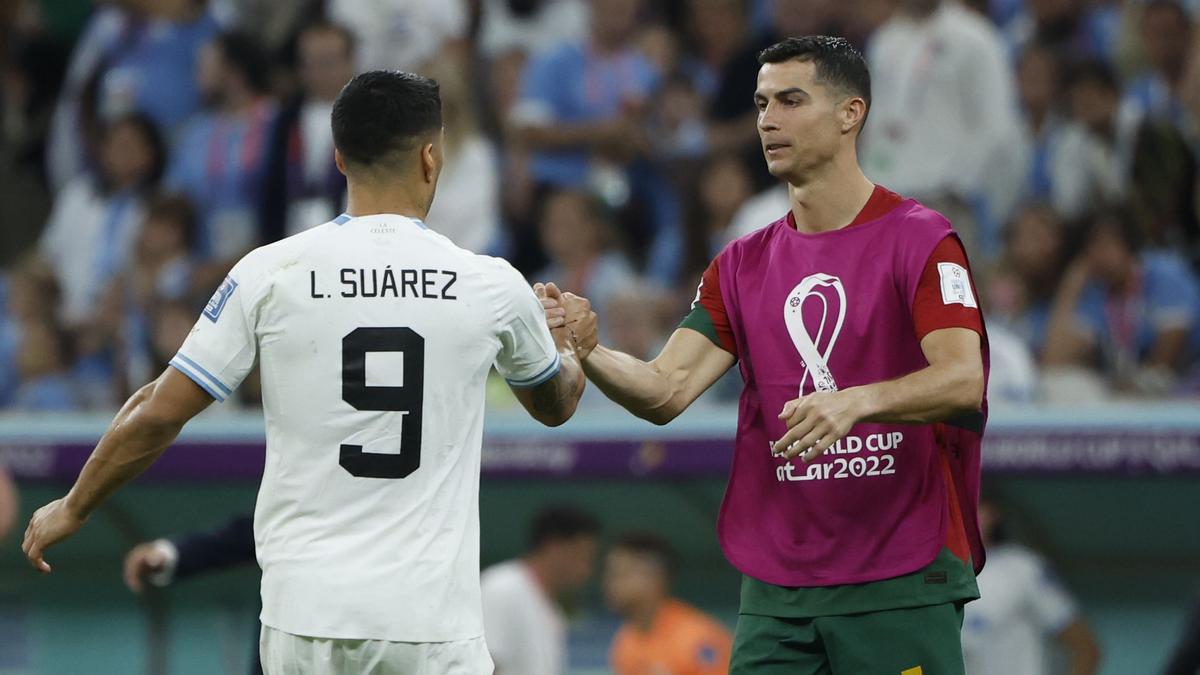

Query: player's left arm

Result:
[772,328,983,460]
[22,368,214,573]
[773,237,985,461]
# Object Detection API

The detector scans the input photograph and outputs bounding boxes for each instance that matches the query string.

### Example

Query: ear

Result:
[334,148,348,176]
[421,143,436,183]
[841,97,868,135]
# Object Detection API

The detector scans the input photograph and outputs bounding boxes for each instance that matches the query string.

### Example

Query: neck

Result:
[786,153,877,234]
[345,178,429,221]
[629,594,666,632]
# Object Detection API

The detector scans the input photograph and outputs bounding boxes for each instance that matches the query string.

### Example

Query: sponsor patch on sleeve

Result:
[936,262,977,308]
[203,275,239,322]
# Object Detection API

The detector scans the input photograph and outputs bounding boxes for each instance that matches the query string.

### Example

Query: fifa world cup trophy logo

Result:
[783,273,845,394]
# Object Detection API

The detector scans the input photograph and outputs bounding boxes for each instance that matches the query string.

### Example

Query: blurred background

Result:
[1,0,1199,673]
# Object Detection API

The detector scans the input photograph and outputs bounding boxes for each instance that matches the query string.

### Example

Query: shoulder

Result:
[481,560,528,595]
[233,224,331,284]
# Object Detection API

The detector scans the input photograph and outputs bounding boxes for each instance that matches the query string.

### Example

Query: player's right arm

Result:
[491,265,586,427]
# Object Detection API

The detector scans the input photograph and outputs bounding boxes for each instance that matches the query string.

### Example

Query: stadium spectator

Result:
[0,465,16,543]
[1043,212,1200,394]
[606,533,732,675]
[534,188,640,343]
[45,0,221,191]
[992,204,1070,358]
[1123,0,1195,138]
[1050,61,1138,220]
[327,0,468,72]
[13,318,77,411]
[1015,43,1069,206]
[481,506,600,675]
[863,0,1028,261]
[510,0,681,279]
[422,59,503,254]
[963,494,1102,675]
[1000,0,1120,63]
[0,36,60,264]
[1127,119,1199,262]
[120,195,198,392]
[165,31,276,266]
[477,0,589,59]
[122,514,262,674]
[685,153,756,277]
[39,113,163,329]
[260,20,354,242]
[0,260,59,408]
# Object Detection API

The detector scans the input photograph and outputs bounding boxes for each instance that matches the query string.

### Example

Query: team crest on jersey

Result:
[783,273,845,393]
[203,275,238,322]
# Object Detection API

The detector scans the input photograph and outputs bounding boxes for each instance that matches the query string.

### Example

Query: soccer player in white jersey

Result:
[22,71,587,674]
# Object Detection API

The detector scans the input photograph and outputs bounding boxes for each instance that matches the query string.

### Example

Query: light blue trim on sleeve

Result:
[505,353,562,388]
[172,353,233,396]
[169,359,227,402]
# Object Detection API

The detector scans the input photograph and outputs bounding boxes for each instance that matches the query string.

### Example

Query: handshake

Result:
[533,282,598,361]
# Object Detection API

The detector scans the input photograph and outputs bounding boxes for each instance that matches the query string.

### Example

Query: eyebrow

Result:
[754,87,809,101]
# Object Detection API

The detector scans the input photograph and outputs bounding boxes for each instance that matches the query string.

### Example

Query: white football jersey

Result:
[170,213,561,642]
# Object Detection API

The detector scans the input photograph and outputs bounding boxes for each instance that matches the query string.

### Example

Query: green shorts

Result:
[730,601,966,675]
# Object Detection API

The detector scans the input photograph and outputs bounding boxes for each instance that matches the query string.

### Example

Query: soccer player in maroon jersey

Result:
[541,36,989,673]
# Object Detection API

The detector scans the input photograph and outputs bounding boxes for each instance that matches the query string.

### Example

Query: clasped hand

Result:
[533,282,597,360]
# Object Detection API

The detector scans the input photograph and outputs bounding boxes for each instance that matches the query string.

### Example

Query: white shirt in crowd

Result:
[478,0,588,58]
[862,1,1028,227]
[39,179,145,325]
[328,0,467,72]
[170,213,561,642]
[962,543,1080,675]
[425,135,501,254]
[481,559,567,675]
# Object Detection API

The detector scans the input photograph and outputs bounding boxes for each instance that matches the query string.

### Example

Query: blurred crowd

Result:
[3,0,1200,412]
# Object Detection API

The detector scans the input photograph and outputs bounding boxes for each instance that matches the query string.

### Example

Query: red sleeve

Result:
[679,258,738,357]
[912,236,984,341]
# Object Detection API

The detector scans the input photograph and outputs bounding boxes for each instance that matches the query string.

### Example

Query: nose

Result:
[758,107,779,133]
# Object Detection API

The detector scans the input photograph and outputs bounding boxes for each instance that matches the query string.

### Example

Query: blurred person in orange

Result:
[482,505,600,675]
[962,494,1101,675]
[607,533,732,675]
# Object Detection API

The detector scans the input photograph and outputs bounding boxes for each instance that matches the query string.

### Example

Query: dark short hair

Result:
[332,71,443,169]
[212,31,271,94]
[612,532,677,581]
[529,506,601,550]
[758,36,871,118]
[1066,59,1119,93]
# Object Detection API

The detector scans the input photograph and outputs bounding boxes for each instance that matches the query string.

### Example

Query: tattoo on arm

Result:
[530,366,579,417]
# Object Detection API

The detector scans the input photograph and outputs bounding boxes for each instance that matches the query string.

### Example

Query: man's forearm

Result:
[582,345,683,425]
[850,360,984,425]
[63,382,187,519]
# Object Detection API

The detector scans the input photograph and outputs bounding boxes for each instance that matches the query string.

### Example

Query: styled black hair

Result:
[758,36,871,117]
[529,505,601,550]
[332,71,443,169]
[212,31,271,94]
[612,532,678,581]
